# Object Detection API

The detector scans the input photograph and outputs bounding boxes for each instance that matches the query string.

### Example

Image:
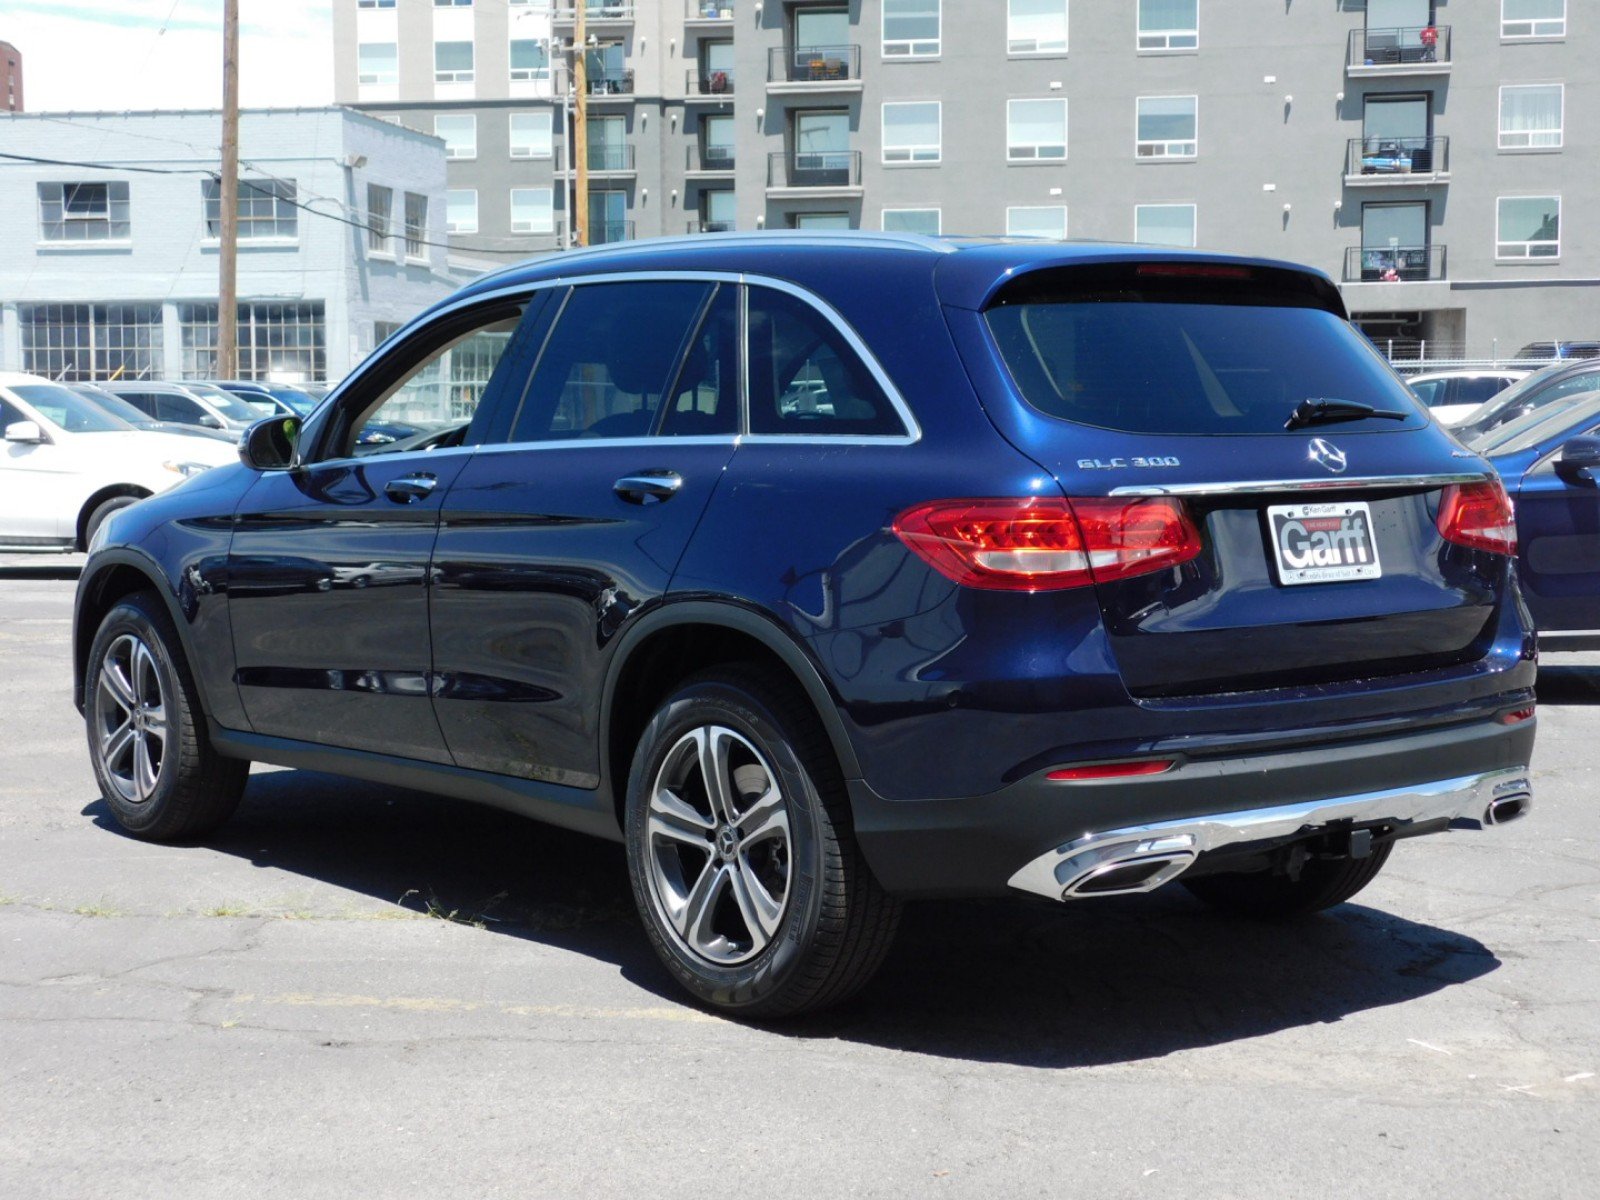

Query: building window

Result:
[1137,95,1198,158]
[357,42,398,86]
[1007,98,1067,160]
[1496,196,1560,259]
[702,114,736,168]
[882,208,941,235]
[509,111,553,158]
[20,304,163,381]
[510,187,555,234]
[882,101,941,163]
[510,39,550,81]
[367,184,393,255]
[435,41,474,83]
[1008,0,1068,54]
[1135,203,1197,247]
[883,0,940,57]
[375,321,403,345]
[179,302,327,382]
[358,1,396,8]
[791,213,853,230]
[434,0,473,7]
[434,113,477,159]
[1502,0,1565,38]
[37,182,131,243]
[1006,206,1067,239]
[1499,84,1563,149]
[404,192,429,257]
[446,189,478,234]
[202,178,298,241]
[1138,0,1198,50]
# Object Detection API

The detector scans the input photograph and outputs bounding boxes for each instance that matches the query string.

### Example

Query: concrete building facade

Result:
[333,1,1595,358]
[0,107,456,383]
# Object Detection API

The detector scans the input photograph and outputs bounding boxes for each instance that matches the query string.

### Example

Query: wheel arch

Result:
[73,549,198,715]
[76,485,153,551]
[600,601,862,828]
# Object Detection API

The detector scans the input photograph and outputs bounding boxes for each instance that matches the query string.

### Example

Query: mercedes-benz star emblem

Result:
[1308,438,1348,474]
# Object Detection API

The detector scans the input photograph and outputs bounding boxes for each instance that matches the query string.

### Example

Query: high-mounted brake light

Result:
[892,497,1202,592]
[1136,263,1254,281]
[1437,480,1517,556]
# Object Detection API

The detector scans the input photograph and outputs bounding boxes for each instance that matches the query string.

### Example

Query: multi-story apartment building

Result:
[0,108,455,383]
[2,41,22,113]
[334,0,1595,356]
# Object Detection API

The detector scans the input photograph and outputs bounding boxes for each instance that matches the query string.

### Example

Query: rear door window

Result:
[659,284,740,437]
[984,266,1427,435]
[156,394,207,423]
[1456,377,1510,406]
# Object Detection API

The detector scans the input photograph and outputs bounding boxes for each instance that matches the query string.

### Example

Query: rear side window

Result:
[747,287,905,436]
[511,281,712,442]
[659,285,740,437]
[156,394,206,423]
[985,266,1426,435]
[118,392,159,417]
[1456,378,1511,406]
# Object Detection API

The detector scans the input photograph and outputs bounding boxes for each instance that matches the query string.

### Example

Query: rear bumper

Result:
[849,712,1536,898]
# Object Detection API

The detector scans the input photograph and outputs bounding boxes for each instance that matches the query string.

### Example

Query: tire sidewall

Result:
[85,495,139,549]
[624,676,830,1011]
[85,597,186,834]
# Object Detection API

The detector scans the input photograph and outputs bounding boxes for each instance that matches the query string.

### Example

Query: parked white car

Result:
[1406,370,1527,427]
[0,372,239,552]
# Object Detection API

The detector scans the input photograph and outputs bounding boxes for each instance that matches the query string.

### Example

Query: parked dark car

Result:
[1515,341,1600,362]
[1469,390,1600,648]
[74,235,1536,1017]
[1453,359,1600,441]
[101,381,260,433]
[65,383,234,443]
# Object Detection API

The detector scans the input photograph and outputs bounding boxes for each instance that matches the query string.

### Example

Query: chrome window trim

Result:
[474,435,738,455]
[1111,472,1490,497]
[301,443,480,472]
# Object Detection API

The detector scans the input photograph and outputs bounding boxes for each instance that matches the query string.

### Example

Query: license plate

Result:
[1267,501,1382,585]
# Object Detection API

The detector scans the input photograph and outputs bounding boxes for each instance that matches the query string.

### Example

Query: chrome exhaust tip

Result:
[1484,793,1531,826]
[1061,850,1196,899]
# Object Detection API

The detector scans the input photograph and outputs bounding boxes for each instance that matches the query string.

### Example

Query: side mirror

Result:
[198,414,225,429]
[239,416,301,471]
[1555,435,1600,487]
[4,420,46,445]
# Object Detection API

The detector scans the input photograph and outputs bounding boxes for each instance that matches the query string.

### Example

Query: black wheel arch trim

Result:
[73,547,201,716]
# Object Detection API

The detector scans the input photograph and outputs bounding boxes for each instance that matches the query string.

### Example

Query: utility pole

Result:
[573,3,588,247]
[217,0,240,378]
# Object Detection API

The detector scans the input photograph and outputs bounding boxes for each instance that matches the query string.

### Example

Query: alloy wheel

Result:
[93,633,169,805]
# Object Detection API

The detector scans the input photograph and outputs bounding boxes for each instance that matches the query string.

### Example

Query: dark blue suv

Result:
[74,235,1536,1016]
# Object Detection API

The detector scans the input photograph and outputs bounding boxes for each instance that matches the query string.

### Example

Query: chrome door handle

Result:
[614,472,683,504]
[385,473,438,503]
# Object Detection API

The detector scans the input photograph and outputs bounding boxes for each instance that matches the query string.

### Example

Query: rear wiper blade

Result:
[1284,397,1410,431]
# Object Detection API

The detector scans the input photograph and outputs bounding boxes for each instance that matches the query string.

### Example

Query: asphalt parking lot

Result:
[1,557,1596,1199]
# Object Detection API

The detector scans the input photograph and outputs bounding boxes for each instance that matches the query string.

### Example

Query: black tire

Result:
[84,591,249,841]
[624,664,900,1018]
[1183,843,1393,918]
[83,494,142,550]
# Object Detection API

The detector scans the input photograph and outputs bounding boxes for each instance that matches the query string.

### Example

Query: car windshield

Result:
[1468,392,1600,456]
[74,388,156,426]
[184,385,263,422]
[11,384,132,433]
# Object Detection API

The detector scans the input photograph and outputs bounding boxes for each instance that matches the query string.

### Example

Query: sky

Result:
[4,0,334,113]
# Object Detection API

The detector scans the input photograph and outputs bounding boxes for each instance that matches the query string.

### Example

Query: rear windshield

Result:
[985,282,1426,436]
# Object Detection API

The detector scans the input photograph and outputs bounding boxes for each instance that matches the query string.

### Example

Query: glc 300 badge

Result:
[1308,438,1348,474]
[1076,456,1182,470]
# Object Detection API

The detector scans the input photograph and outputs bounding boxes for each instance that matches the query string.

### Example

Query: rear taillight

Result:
[1047,759,1178,782]
[892,496,1202,592]
[1437,480,1517,556]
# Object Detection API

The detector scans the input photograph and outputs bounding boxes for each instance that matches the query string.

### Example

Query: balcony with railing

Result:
[767,45,863,91]
[767,149,862,196]
[1347,25,1451,75]
[552,4,636,25]
[685,1,734,26]
[1344,244,1447,283]
[686,142,736,174]
[687,219,737,234]
[1346,136,1450,185]
[686,68,735,100]
[555,143,636,176]
[581,68,635,97]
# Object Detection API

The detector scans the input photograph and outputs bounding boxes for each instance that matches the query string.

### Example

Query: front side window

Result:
[357,42,398,86]
[510,187,554,234]
[510,39,549,81]
[883,208,941,235]
[883,0,940,57]
[1137,95,1197,158]
[1008,0,1068,54]
[509,111,553,158]
[1499,84,1563,148]
[748,287,902,436]
[1135,203,1197,247]
[367,184,393,254]
[446,189,478,234]
[1138,0,1198,50]
[38,182,131,243]
[1497,196,1560,258]
[435,40,474,83]
[882,101,941,163]
[1006,206,1067,239]
[511,282,713,442]
[203,178,297,241]
[1502,0,1565,38]
[434,113,476,159]
[1008,99,1067,160]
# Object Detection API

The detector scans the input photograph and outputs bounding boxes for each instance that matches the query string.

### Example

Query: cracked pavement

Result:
[1,559,1597,1198]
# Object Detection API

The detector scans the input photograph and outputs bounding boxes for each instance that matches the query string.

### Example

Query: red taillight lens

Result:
[1499,706,1535,725]
[892,497,1201,592]
[1437,480,1517,556]
[1047,759,1177,782]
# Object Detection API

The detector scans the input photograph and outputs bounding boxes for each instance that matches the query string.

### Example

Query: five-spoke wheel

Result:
[93,633,169,805]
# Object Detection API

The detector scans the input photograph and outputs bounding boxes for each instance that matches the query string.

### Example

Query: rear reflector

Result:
[1048,759,1177,782]
[893,496,1201,592]
[1437,480,1517,556]
[1498,706,1535,725]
